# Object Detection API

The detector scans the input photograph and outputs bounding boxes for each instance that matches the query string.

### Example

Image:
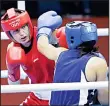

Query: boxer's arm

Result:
[7,60,20,84]
[6,46,26,84]
[7,43,20,84]
[85,57,108,105]
[38,35,67,61]
[37,11,67,60]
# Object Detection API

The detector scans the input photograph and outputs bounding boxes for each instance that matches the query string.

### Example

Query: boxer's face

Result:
[10,24,30,45]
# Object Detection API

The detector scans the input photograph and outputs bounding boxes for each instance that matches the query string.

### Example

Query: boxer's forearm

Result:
[37,35,67,61]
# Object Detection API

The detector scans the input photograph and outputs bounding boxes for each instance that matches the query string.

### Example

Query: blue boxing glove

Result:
[37,11,62,39]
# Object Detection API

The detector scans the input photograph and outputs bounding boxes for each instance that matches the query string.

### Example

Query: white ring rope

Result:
[97,28,108,36]
[1,28,109,40]
[1,81,108,93]
[17,1,25,10]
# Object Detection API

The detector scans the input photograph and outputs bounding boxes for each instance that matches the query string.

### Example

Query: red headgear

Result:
[1,8,33,42]
[56,27,68,48]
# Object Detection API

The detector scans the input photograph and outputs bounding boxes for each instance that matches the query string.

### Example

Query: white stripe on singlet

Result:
[79,71,88,105]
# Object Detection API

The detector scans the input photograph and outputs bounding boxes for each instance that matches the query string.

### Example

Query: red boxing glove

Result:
[56,27,68,48]
[6,47,26,82]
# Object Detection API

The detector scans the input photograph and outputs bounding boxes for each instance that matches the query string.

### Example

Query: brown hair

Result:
[77,40,99,56]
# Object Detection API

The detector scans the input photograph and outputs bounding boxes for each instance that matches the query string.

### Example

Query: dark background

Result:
[1,0,109,18]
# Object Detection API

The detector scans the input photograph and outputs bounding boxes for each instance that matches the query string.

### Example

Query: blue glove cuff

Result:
[37,27,52,38]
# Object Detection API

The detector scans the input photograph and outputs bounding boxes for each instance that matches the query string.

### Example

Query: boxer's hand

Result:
[6,47,26,82]
[56,27,68,48]
[37,11,62,39]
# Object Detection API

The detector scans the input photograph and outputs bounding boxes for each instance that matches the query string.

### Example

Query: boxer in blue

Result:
[37,11,108,106]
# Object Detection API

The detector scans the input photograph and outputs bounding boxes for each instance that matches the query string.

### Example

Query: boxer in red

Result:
[1,8,62,106]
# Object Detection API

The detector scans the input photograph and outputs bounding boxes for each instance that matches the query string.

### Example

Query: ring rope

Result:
[1,81,108,93]
[1,28,109,40]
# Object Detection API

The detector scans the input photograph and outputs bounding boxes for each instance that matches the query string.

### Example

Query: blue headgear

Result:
[65,21,98,49]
